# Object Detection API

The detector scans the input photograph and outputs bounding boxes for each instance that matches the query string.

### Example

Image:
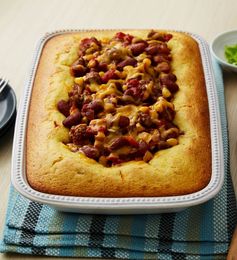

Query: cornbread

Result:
[26,30,211,197]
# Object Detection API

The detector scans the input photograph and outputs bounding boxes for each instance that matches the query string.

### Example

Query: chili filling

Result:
[57,30,181,167]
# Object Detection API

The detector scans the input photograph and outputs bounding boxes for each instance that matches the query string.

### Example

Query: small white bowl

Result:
[211,30,237,72]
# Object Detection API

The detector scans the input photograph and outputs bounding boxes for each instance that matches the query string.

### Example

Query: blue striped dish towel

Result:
[0,59,237,259]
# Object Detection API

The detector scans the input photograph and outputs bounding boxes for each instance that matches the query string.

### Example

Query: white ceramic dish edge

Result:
[11,29,224,214]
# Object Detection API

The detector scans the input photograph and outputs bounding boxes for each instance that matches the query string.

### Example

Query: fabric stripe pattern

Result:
[19,201,46,255]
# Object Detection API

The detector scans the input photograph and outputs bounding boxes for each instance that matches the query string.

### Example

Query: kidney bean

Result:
[84,71,101,84]
[118,116,130,128]
[167,73,177,82]
[145,44,160,55]
[80,145,100,160]
[159,73,179,92]
[160,73,177,83]
[155,62,171,73]
[157,141,169,150]
[101,69,119,83]
[167,82,179,93]
[153,54,171,64]
[85,109,95,121]
[161,80,179,93]
[81,103,89,112]
[73,57,86,66]
[110,137,129,150]
[146,43,170,55]
[57,100,70,117]
[88,100,104,113]
[127,141,148,159]
[70,64,87,77]
[130,42,147,56]
[110,136,138,150]
[63,109,81,128]
[117,57,137,70]
[165,130,179,139]
[158,43,170,54]
[98,62,108,72]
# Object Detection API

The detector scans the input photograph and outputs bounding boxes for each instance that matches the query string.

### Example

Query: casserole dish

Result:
[11,30,224,214]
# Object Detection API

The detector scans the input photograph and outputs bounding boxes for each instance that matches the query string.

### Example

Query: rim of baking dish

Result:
[11,29,224,210]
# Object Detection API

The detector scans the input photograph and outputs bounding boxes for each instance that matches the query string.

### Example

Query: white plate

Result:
[0,84,16,136]
[11,30,224,214]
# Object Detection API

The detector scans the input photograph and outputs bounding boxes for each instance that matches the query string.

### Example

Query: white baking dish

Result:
[11,30,224,214]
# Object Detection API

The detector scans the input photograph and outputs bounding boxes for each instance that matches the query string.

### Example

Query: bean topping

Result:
[80,145,100,160]
[118,116,130,128]
[117,57,137,70]
[57,100,70,117]
[63,109,81,128]
[130,42,147,56]
[57,30,181,166]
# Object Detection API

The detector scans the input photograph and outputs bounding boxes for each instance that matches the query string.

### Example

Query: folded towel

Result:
[0,59,236,259]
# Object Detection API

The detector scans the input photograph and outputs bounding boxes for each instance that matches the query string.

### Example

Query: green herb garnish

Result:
[225,44,237,66]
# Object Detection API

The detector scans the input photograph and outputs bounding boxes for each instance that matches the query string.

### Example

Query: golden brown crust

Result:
[26,30,211,197]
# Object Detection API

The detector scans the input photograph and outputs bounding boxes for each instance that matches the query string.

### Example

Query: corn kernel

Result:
[139,106,149,113]
[99,156,107,166]
[120,71,127,79]
[96,131,105,141]
[123,65,133,71]
[136,123,145,133]
[166,138,178,146]
[94,140,103,149]
[88,59,97,68]
[99,71,105,77]
[143,151,153,162]
[162,87,171,98]
[143,58,151,66]
[150,110,158,120]
[108,63,116,70]
[154,102,163,112]
[84,54,94,60]
[143,90,150,100]
[74,77,84,86]
[104,103,115,112]
[122,84,127,91]
[110,97,117,104]
[138,132,152,143]
[146,81,153,94]
[137,53,147,62]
